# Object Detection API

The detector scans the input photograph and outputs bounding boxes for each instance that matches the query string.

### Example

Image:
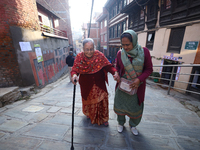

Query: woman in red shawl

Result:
[71,38,119,126]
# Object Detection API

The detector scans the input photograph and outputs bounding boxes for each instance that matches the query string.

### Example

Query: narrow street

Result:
[0,73,200,150]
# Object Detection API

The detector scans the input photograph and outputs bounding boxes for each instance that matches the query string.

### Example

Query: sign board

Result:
[19,42,32,51]
[185,41,199,50]
[34,44,43,63]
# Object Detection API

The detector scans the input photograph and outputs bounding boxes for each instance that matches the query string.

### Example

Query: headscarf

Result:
[121,30,144,79]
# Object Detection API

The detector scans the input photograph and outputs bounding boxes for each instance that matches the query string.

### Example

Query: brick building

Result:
[0,0,72,88]
[96,7,108,56]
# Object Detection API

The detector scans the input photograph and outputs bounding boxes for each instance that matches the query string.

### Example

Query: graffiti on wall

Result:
[33,47,67,86]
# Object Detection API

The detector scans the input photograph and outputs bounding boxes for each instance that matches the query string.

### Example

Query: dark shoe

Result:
[103,121,109,127]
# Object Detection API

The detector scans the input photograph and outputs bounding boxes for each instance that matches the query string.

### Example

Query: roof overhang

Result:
[121,0,148,14]
[42,32,68,40]
[96,14,107,22]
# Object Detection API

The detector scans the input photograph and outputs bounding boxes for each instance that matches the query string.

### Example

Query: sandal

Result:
[103,121,109,127]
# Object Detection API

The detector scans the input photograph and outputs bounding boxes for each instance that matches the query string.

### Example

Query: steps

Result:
[0,86,36,108]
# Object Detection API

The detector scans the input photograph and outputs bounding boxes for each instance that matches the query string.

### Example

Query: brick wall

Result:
[0,0,39,87]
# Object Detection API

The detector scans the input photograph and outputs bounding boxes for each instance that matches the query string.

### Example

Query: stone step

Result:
[0,86,36,108]
[0,87,21,107]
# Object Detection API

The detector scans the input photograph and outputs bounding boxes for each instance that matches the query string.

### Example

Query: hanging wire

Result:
[135,0,150,6]
[88,0,94,38]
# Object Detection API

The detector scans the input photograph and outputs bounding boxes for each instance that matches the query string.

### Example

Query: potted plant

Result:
[152,72,160,83]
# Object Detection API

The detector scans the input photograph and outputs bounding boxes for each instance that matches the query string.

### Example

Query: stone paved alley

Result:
[0,73,200,150]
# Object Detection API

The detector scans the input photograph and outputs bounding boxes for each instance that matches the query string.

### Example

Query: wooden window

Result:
[140,10,145,20]
[38,15,42,22]
[117,23,121,37]
[109,28,112,38]
[176,0,187,7]
[146,31,155,50]
[167,27,185,53]
[104,20,107,27]
[105,34,107,42]
[165,0,171,9]
[121,21,126,33]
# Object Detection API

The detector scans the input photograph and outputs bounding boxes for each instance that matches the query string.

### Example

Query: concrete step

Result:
[0,86,36,108]
[0,87,21,107]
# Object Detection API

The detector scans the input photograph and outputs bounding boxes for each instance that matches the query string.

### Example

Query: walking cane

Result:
[71,79,76,150]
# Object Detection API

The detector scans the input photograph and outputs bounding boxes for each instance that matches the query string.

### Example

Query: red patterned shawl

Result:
[72,50,111,74]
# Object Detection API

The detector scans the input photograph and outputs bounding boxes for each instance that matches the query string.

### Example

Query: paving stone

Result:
[3,109,29,119]
[143,114,182,125]
[0,107,6,113]
[37,140,84,150]
[56,102,72,107]
[172,125,200,140]
[176,137,200,150]
[47,106,61,113]
[137,122,173,136]
[143,106,167,114]
[180,114,200,126]
[60,107,79,114]
[130,135,178,150]
[46,115,82,126]
[0,120,28,132]
[0,136,41,150]
[22,105,44,112]
[0,116,6,125]
[42,100,58,106]
[5,100,26,109]
[106,133,128,149]
[24,123,69,140]
[0,132,5,138]
[23,113,49,123]
[64,128,106,146]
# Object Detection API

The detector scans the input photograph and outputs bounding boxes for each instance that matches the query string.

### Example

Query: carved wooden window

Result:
[129,14,134,28]
[167,27,185,53]
[140,10,145,20]
[176,0,187,7]
[149,6,154,18]
[109,28,112,38]
[117,23,121,37]
[114,25,117,38]
[165,0,171,9]
[121,21,126,33]
[146,31,155,51]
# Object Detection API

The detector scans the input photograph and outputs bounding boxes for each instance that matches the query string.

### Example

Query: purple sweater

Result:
[116,47,153,105]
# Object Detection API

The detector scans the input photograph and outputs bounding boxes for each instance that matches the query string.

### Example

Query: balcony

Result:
[39,22,68,40]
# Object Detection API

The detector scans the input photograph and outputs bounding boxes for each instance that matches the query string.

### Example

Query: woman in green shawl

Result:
[114,30,153,135]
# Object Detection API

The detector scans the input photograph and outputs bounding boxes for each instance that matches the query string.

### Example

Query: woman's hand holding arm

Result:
[113,71,120,83]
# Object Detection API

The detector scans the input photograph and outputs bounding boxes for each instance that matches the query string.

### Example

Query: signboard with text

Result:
[185,41,199,50]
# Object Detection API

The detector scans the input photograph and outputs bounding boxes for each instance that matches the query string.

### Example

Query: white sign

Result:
[19,42,32,51]
[35,47,43,62]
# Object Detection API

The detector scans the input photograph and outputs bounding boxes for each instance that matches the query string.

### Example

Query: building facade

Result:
[0,0,72,88]
[96,8,109,56]
[103,0,200,95]
[105,0,129,61]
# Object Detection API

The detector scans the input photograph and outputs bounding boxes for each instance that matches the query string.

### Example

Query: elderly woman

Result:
[114,30,153,135]
[71,38,119,126]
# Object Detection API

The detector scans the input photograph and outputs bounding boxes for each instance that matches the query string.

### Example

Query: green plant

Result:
[152,72,160,83]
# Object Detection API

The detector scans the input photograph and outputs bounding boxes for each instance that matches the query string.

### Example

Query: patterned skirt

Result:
[82,84,109,125]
